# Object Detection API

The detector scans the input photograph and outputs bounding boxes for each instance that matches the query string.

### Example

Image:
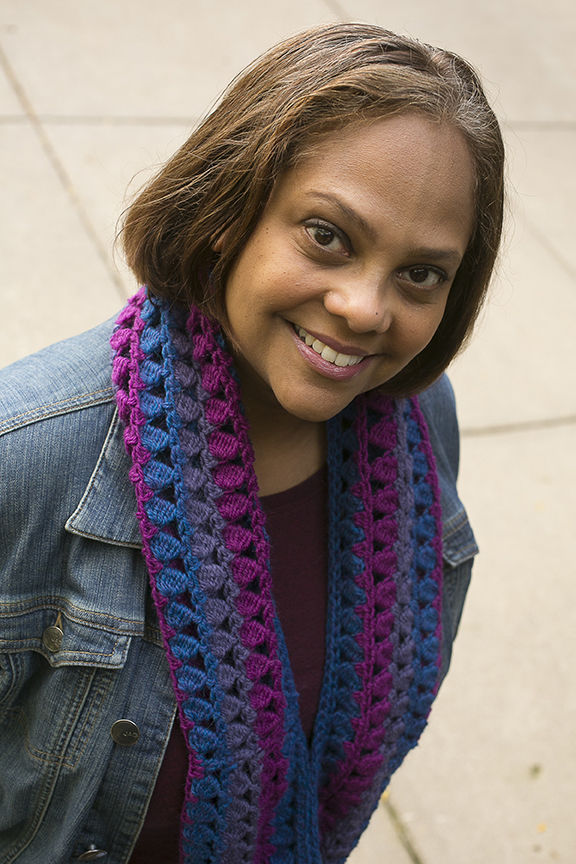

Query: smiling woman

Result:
[123,23,504,399]
[0,22,504,864]
[224,115,475,417]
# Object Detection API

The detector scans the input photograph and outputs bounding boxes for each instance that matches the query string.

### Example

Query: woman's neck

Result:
[244,402,326,496]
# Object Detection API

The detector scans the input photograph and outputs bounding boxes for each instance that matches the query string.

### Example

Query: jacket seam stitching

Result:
[0,600,144,628]
[0,641,127,661]
[5,669,92,764]
[60,671,114,768]
[443,543,478,563]
[63,526,142,549]
[0,388,114,436]
[64,406,142,549]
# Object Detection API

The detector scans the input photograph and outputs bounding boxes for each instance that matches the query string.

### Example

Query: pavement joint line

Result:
[382,797,426,864]
[0,40,128,303]
[461,414,576,438]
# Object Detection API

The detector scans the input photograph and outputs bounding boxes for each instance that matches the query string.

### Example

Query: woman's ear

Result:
[211,226,232,253]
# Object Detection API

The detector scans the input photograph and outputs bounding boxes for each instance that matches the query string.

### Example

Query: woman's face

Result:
[224,113,475,423]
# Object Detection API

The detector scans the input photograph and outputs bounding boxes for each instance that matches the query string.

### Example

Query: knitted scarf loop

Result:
[111,288,443,864]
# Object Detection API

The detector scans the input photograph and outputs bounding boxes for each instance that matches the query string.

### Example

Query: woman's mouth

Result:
[290,323,373,380]
[294,325,364,367]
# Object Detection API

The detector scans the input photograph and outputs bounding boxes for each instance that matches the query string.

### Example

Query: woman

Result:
[0,22,504,864]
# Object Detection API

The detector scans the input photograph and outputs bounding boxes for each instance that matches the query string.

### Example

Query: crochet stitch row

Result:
[111,289,443,864]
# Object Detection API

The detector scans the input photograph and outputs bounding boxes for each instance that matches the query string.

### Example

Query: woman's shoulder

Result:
[0,316,118,435]
[416,375,479,566]
[0,317,130,550]
[417,373,459,469]
[0,315,142,600]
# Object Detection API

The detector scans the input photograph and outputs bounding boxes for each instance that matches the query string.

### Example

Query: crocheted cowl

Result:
[111,289,443,864]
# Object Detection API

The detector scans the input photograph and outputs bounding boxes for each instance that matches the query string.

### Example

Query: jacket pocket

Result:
[0,605,132,673]
[0,610,132,862]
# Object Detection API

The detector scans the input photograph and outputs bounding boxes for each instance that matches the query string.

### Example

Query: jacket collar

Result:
[65,408,142,548]
[64,391,478,563]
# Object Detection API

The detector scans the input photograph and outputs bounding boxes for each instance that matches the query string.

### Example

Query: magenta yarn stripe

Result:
[319,393,398,822]
[115,295,290,859]
[186,305,290,862]
[411,396,443,685]
[111,290,205,801]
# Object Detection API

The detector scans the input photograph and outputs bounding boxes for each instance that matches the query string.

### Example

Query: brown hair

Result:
[121,22,504,396]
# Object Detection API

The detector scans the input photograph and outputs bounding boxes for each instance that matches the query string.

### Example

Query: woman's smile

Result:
[290,323,373,379]
[224,112,475,424]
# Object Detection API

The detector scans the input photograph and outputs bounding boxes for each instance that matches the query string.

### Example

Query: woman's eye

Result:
[314,227,335,245]
[399,267,445,288]
[305,223,348,254]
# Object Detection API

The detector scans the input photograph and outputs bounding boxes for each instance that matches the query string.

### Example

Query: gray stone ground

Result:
[1,1,575,861]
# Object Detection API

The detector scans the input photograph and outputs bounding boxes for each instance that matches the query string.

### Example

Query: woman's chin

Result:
[273,385,364,424]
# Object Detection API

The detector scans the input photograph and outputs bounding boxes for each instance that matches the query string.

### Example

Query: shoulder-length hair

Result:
[121,22,505,397]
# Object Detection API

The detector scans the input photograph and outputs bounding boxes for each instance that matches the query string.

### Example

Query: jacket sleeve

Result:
[0,323,176,864]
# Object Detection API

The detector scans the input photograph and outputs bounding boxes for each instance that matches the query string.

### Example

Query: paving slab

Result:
[386,423,576,863]
[446,113,576,433]
[348,799,416,864]
[0,0,339,118]
[505,126,576,273]
[43,121,193,293]
[0,123,123,366]
[448,225,576,430]
[0,48,23,114]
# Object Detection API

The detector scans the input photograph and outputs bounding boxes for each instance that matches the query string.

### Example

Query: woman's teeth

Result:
[295,326,363,367]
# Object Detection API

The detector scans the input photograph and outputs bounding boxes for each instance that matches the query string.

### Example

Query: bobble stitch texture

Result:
[112,290,443,864]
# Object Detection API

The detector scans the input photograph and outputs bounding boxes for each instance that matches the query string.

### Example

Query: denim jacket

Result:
[0,318,478,864]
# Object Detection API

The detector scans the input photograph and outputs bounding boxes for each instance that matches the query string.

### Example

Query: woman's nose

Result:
[323,274,393,334]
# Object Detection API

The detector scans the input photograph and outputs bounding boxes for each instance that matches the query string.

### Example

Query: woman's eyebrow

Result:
[304,191,464,266]
[404,246,464,266]
[304,191,377,242]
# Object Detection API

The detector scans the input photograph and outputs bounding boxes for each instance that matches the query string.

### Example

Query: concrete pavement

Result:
[1,1,574,861]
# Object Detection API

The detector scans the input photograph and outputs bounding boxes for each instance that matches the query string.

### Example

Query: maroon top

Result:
[128,468,328,862]
[260,467,328,738]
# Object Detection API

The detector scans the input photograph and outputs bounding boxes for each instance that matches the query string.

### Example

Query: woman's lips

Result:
[290,323,374,380]
[295,326,364,366]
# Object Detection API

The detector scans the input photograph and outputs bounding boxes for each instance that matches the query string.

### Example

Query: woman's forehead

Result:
[268,114,476,245]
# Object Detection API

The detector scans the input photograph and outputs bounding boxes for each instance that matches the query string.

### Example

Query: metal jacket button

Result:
[78,845,107,860]
[110,719,140,746]
[42,626,63,652]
